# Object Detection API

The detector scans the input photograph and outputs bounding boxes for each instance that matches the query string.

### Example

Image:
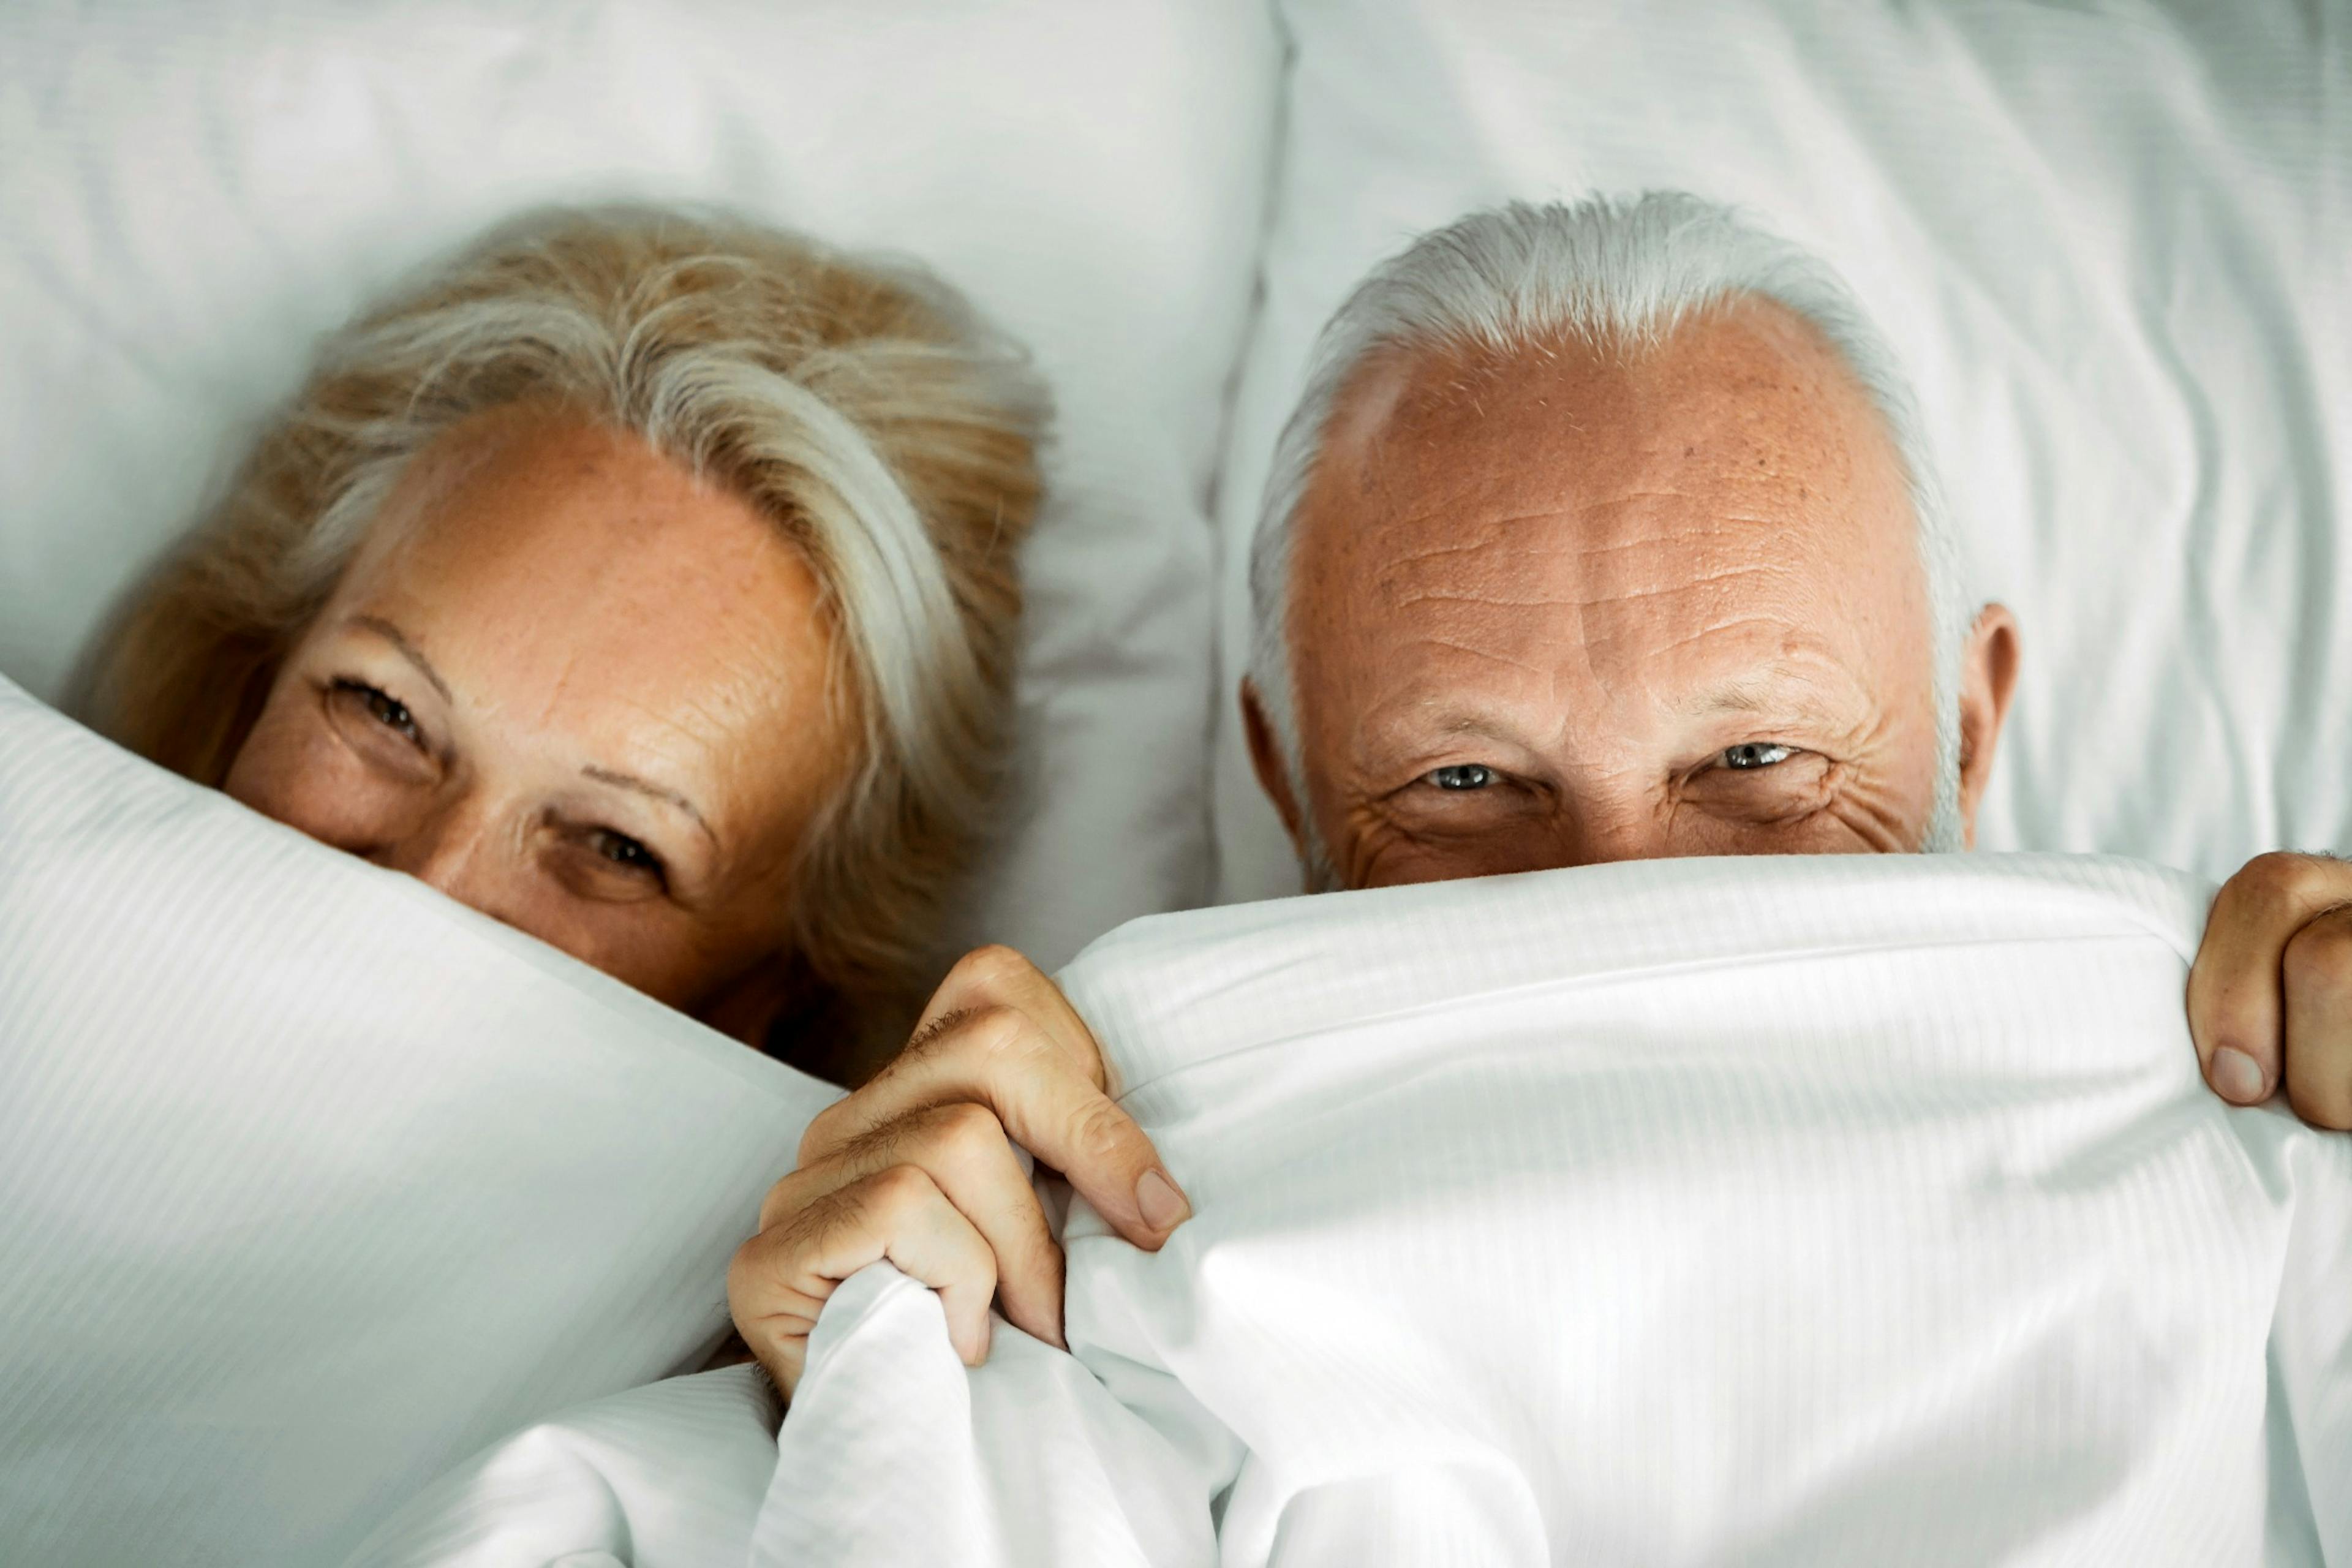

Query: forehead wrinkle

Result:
[1384,589,1586,612]
[1363,497,1819,578]
[1391,633,1558,678]
[1363,514,1735,573]
[594,677,772,794]
[1300,300,1930,760]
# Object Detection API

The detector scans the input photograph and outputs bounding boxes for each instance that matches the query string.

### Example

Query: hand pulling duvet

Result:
[356,851,2351,1567]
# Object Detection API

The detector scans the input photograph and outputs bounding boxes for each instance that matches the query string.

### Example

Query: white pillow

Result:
[1209,0,2348,900]
[0,676,840,1566]
[0,0,1281,970]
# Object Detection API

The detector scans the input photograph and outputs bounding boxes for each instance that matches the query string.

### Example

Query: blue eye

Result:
[1722,743,1793,770]
[1428,764,1498,791]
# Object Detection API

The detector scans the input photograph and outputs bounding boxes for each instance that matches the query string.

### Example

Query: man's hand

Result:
[2187,851,2352,1129]
[726,944,1189,1398]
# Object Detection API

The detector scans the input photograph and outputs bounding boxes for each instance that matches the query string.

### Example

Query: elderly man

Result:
[728,192,2352,1390]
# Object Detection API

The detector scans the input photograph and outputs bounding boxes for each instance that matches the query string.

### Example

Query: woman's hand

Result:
[2188,851,2352,1128]
[728,944,1189,1397]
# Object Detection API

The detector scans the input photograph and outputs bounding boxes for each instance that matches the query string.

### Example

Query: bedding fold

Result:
[0,678,841,1567]
[358,850,2352,1565]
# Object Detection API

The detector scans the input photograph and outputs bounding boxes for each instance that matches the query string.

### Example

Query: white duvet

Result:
[356,852,2352,1566]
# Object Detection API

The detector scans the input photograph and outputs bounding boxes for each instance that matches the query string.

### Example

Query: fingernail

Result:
[2210,1046,2266,1104]
[1136,1168,1190,1232]
[961,1317,992,1366]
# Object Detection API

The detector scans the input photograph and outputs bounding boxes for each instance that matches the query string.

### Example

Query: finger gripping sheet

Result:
[760,853,2352,1566]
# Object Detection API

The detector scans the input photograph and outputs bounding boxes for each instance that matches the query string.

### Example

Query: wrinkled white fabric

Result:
[365,851,2352,1565]
[0,677,840,1567]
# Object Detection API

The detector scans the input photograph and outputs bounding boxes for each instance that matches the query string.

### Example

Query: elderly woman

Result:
[72,203,1194,1395]
[73,205,1047,1079]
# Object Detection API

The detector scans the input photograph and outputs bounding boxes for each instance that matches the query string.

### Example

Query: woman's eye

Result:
[588,829,666,881]
[333,679,421,745]
[1427,763,1499,791]
[1722,742,1794,771]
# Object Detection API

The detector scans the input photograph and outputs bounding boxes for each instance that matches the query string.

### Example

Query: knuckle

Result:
[779,1183,850,1248]
[2241,851,2335,913]
[799,1101,850,1165]
[729,1226,800,1302]
[758,1168,812,1232]
[2283,914,2352,1000]
[955,943,1034,992]
[860,1162,938,1216]
[928,1099,1009,1166]
[1066,1095,1140,1170]
[966,1005,1048,1071]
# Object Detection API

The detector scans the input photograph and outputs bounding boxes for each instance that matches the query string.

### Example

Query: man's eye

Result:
[1721,743,1794,771]
[1427,764,1498,791]
[333,679,421,745]
[588,829,666,881]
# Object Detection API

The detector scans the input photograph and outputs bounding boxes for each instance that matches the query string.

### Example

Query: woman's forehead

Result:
[330,409,842,801]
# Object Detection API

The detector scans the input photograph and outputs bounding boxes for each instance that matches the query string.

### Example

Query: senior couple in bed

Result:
[78,195,2352,1401]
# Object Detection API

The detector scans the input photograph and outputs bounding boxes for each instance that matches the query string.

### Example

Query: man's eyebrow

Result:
[582,766,718,846]
[1429,710,1539,745]
[1359,704,1547,769]
[1678,662,1861,725]
[350,614,454,706]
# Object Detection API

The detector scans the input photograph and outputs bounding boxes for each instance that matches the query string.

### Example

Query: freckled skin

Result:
[1246,297,2021,890]
[224,405,843,1035]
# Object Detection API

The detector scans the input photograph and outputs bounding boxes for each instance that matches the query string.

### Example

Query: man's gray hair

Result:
[1248,191,1970,877]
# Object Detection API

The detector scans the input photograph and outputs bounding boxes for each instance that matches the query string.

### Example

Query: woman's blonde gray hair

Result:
[76,205,1049,1035]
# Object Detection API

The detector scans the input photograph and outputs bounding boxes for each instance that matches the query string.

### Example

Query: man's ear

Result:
[1955,602,2021,848]
[1240,676,1308,859]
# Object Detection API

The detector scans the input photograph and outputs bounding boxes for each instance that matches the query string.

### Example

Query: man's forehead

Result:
[1287,295,1932,757]
[1298,297,1919,616]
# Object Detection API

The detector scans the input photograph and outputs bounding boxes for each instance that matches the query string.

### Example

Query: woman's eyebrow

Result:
[349,614,454,706]
[581,766,718,846]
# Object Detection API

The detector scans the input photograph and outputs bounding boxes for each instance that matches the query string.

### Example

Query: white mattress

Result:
[353,851,2352,1566]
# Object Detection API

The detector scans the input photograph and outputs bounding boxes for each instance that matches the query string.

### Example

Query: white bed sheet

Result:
[352,851,2352,1566]
[1211,0,2352,900]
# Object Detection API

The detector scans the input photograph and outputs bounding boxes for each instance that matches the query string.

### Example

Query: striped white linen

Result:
[0,677,840,1567]
[360,850,2352,1564]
